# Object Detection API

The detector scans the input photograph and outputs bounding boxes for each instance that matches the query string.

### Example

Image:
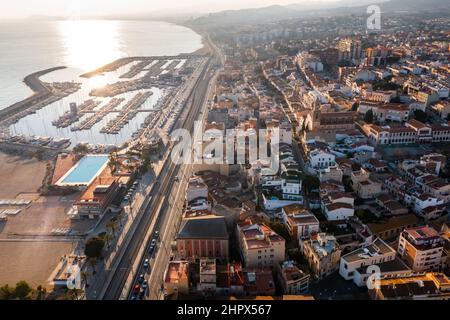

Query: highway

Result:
[100,53,216,300]
[123,34,222,300]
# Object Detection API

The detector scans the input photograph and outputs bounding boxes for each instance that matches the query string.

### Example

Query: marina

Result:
[52,99,102,128]
[71,97,125,131]
[1,80,82,126]
[119,60,152,79]
[1,54,208,149]
[100,91,153,134]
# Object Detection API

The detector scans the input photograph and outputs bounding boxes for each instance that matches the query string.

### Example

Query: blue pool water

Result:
[61,155,109,184]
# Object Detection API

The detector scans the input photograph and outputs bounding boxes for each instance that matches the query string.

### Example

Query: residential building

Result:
[164,261,190,298]
[186,177,209,202]
[243,268,276,296]
[412,193,445,220]
[237,221,285,268]
[363,214,420,243]
[199,259,217,295]
[398,226,444,272]
[281,204,320,240]
[355,179,382,199]
[366,124,416,146]
[376,194,409,216]
[338,38,362,63]
[281,166,303,201]
[339,238,397,283]
[369,273,450,300]
[277,261,310,295]
[302,233,342,280]
[318,166,344,183]
[308,149,336,170]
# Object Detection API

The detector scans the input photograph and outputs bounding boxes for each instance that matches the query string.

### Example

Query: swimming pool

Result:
[57,155,109,186]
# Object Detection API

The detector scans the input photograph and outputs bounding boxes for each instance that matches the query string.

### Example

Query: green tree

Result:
[303,175,320,192]
[364,109,374,124]
[73,144,89,155]
[34,285,46,300]
[66,288,83,300]
[14,281,32,299]
[108,152,119,173]
[34,147,46,161]
[103,232,113,249]
[84,237,105,260]
[351,102,359,111]
[106,219,118,237]
[0,284,15,300]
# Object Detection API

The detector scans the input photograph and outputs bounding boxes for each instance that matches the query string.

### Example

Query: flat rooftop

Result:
[342,238,395,263]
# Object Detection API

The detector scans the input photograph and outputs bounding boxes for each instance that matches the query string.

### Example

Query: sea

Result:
[0,20,202,146]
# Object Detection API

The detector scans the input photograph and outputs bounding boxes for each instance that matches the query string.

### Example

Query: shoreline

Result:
[0,22,209,128]
[0,66,67,122]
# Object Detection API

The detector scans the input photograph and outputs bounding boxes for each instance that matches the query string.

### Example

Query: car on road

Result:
[138,274,145,284]
[133,284,140,296]
[138,283,147,300]
[174,176,179,182]
[151,239,157,246]
[143,258,150,269]
[154,230,159,240]
[149,244,156,256]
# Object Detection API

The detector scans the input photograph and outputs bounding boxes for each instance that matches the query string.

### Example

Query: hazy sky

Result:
[2,0,340,19]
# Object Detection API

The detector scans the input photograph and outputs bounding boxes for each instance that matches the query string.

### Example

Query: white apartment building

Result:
[308,149,336,170]
[339,238,396,281]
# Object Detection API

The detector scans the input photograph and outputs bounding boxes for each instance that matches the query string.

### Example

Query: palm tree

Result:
[67,288,83,300]
[106,219,118,238]
[103,233,113,250]
[108,152,119,173]
[117,210,125,228]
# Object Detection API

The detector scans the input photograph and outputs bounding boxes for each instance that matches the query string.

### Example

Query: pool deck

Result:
[55,154,109,187]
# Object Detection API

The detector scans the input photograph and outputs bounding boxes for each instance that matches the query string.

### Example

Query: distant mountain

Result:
[190,5,300,26]
[286,0,388,12]
[379,0,450,11]
[189,0,450,27]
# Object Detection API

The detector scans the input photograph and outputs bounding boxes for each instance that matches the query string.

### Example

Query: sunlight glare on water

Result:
[58,20,124,72]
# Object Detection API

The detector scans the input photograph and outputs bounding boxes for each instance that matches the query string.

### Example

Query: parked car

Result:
[133,284,140,295]
[149,244,156,256]
[143,258,149,269]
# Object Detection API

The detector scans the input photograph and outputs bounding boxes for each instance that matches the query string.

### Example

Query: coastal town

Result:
[0,0,450,304]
